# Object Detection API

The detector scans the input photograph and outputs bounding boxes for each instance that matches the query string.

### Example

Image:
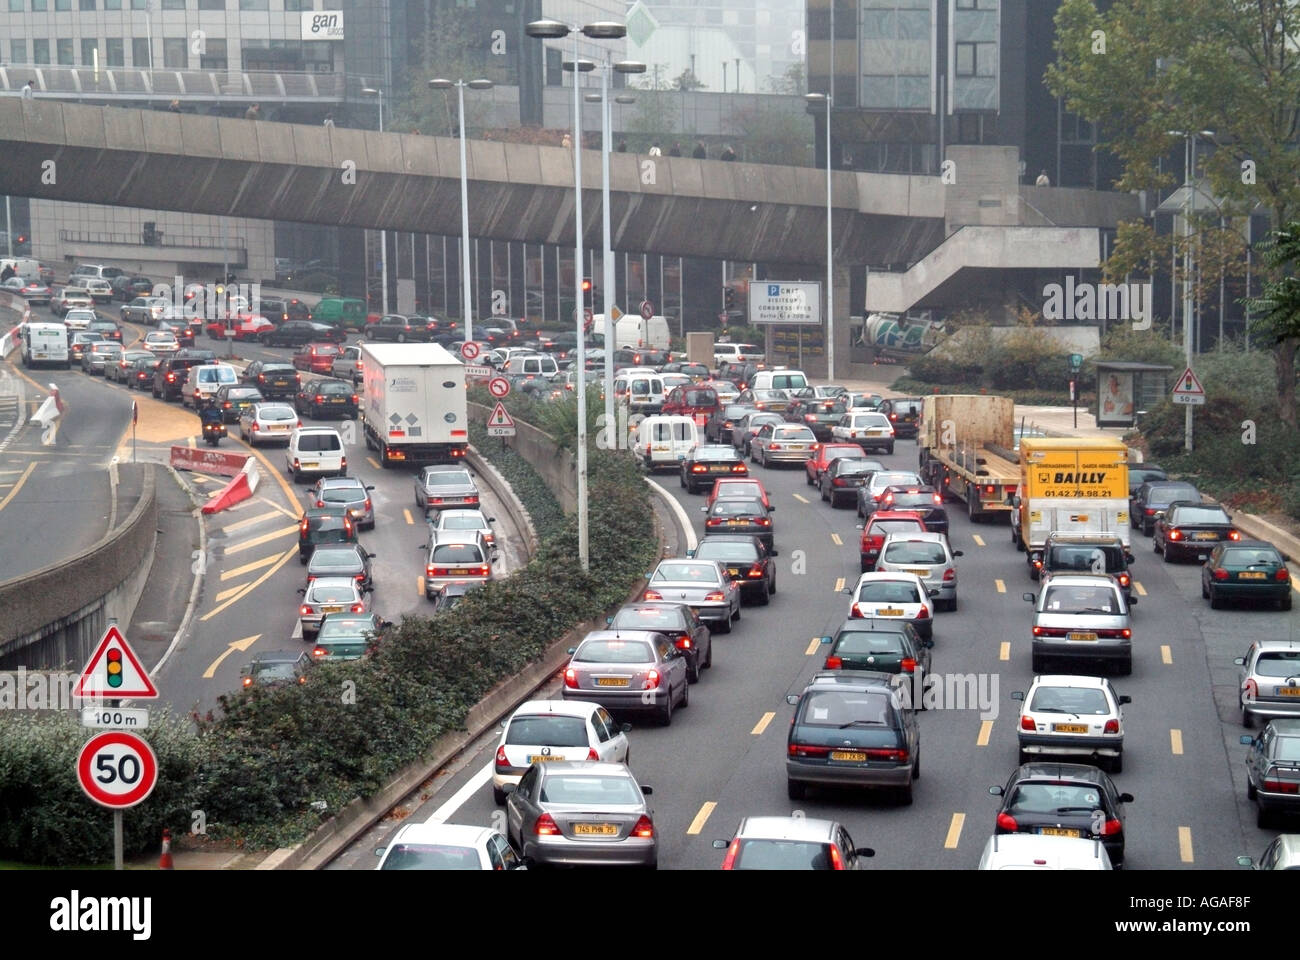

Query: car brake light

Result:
[1100,818,1122,836]
[1264,779,1300,794]
[996,813,1017,831]
[352,395,359,404]
[534,813,561,836]
[351,603,364,613]
[943,568,955,581]
[315,395,325,403]
[828,844,846,870]
[1212,568,1229,580]
[364,499,371,511]
[916,607,929,619]
[788,743,831,757]
[747,565,765,578]
[563,667,578,689]
[1144,508,1155,515]
[1276,568,1291,581]
[755,403,765,410]
[252,422,259,431]
[692,464,707,473]
[299,605,311,616]
[720,838,740,870]
[1168,528,1183,541]
[1104,719,1120,734]
[704,591,726,601]
[754,517,771,527]
[644,590,663,600]
[632,815,655,839]
[1020,715,1035,731]
[824,655,842,669]
[678,637,692,649]
[299,518,309,533]
[341,457,347,469]
[849,603,863,618]
[644,669,662,689]
[805,415,817,422]
[316,500,325,508]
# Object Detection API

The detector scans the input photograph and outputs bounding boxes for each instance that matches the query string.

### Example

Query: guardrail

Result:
[0,64,346,102]
[59,230,247,250]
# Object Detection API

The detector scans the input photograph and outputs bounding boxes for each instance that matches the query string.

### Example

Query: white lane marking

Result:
[426,762,494,823]
[645,476,698,551]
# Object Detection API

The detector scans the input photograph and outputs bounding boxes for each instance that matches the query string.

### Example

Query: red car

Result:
[706,478,771,510]
[293,342,344,375]
[804,442,867,487]
[661,385,721,429]
[859,510,928,573]
[206,314,274,342]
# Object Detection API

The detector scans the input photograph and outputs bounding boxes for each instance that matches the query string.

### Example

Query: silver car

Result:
[297,576,370,640]
[712,817,874,870]
[414,465,480,513]
[239,402,299,446]
[561,630,690,724]
[875,532,964,611]
[430,507,497,547]
[1240,719,1300,828]
[81,340,123,375]
[504,761,658,868]
[643,558,741,633]
[750,422,818,466]
[1235,639,1300,727]
[491,699,631,804]
[312,476,376,530]
[1024,574,1136,675]
[423,532,496,597]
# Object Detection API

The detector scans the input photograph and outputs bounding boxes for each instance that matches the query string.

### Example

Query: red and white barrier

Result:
[169,445,247,477]
[200,456,260,514]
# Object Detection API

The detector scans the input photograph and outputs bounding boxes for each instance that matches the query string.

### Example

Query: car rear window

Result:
[308,583,357,603]
[695,543,759,562]
[834,631,907,655]
[684,389,717,406]
[696,447,736,462]
[423,470,473,486]
[732,840,832,871]
[773,427,814,439]
[317,618,373,640]
[381,844,480,870]
[613,607,684,631]
[578,638,654,663]
[252,662,301,682]
[799,691,892,726]
[710,501,764,518]
[1148,484,1200,503]
[1255,652,1300,678]
[888,492,937,510]
[1221,547,1281,566]
[1041,585,1121,614]
[259,406,296,421]
[1006,783,1104,815]
[297,433,341,452]
[505,715,589,747]
[714,482,761,498]
[439,515,485,530]
[431,544,484,564]
[1170,506,1231,524]
[854,414,890,427]
[769,374,806,390]
[309,549,360,570]
[893,401,922,415]
[1029,686,1110,714]
[654,562,719,581]
[857,579,922,604]
[1047,546,1124,573]
[871,520,924,536]
[883,542,948,565]
[539,775,643,805]
[320,487,361,503]
[873,473,918,490]
[836,462,878,477]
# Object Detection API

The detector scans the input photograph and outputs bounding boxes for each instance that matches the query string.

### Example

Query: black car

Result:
[702,496,775,555]
[704,404,756,445]
[306,542,376,591]
[298,505,357,562]
[240,650,312,689]
[680,444,748,494]
[1241,719,1300,828]
[878,484,949,535]
[689,534,775,604]
[609,601,713,682]
[990,762,1134,868]
[259,297,313,325]
[152,354,210,400]
[159,319,201,348]
[817,618,933,700]
[296,378,358,419]
[364,314,437,342]
[819,457,879,508]
[88,320,123,342]
[127,355,162,390]
[1040,533,1134,600]
[1154,501,1239,562]
[1130,480,1202,535]
[262,320,345,348]
[243,360,301,399]
[112,275,156,301]
[785,395,843,442]
[214,385,264,424]
[878,397,923,439]
[1127,463,1167,497]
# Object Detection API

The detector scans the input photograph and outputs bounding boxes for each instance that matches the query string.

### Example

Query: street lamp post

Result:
[363,87,388,316]
[1167,129,1214,452]
[805,92,834,380]
[526,18,628,573]
[429,78,494,344]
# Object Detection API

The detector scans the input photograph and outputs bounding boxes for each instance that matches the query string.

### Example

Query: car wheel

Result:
[1281,593,1293,611]
[1018,749,1030,765]
[947,597,958,612]
[805,470,814,487]
[786,779,806,801]
[688,659,700,684]
[679,676,689,707]
[1209,588,1223,609]
[679,471,686,488]
[769,575,776,595]
[1247,778,1257,800]
[658,688,673,726]
[756,583,770,606]
[493,785,507,806]
[898,782,914,806]
[1031,653,1045,673]
[1242,703,1253,728]
[1155,538,1163,555]
[715,615,732,635]
[1257,804,1271,829]
[1201,579,1209,599]
[292,468,302,483]
[886,442,895,455]
[1142,521,1152,536]
[152,386,160,398]
[704,639,713,668]
[1108,753,1123,775]
[1115,659,1132,677]
[396,333,407,343]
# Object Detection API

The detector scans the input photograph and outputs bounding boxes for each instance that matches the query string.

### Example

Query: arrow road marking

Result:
[202,634,261,679]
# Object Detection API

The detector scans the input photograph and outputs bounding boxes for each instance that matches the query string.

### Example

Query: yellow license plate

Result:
[830,751,867,762]
[301,462,319,468]
[1194,532,1218,540]
[1068,632,1098,642]
[1239,571,1267,579]
[269,424,288,431]
[788,444,805,450]
[595,678,630,687]
[906,569,930,576]
[1039,827,1082,838]
[573,823,619,836]
[726,568,742,577]
[1279,687,1300,697]
[449,568,472,575]
[527,755,564,763]
[322,605,342,614]
[728,519,748,526]
[1053,723,1089,734]
[876,608,905,616]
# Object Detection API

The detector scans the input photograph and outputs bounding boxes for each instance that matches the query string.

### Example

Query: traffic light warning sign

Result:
[72,625,159,700]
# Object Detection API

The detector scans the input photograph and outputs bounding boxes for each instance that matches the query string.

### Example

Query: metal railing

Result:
[59,230,246,249]
[0,64,345,102]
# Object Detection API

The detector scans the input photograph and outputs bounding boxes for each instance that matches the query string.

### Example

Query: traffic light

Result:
[106,647,123,690]
[581,278,593,309]
[724,286,735,309]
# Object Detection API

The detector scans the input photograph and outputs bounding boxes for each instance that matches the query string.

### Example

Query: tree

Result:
[672,68,704,91]
[390,10,497,138]
[765,61,807,96]
[1046,0,1300,427]
[727,101,813,166]
[1245,223,1300,353]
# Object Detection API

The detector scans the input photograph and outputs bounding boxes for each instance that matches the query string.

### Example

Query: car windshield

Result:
[424,471,473,486]
[259,406,296,421]
[694,543,759,561]
[1006,782,1104,815]
[381,844,481,870]
[298,434,340,452]
[539,775,643,805]
[613,607,684,631]
[310,550,360,571]
[1042,585,1120,614]
[710,502,763,518]
[873,473,919,490]
[835,631,907,655]
[431,544,484,564]
[1255,652,1300,678]
[1029,686,1111,715]
[872,520,924,536]
[308,584,357,603]
[1222,548,1280,566]
[773,427,814,440]
[857,580,922,604]
[800,691,893,727]
[1171,506,1231,524]
[1049,546,1124,573]
[440,515,486,530]
[1147,484,1199,504]
[732,840,833,870]
[317,619,372,640]
[576,639,653,663]
[655,563,720,582]
[889,492,936,509]
[253,662,300,682]
[883,542,948,564]
[505,715,589,747]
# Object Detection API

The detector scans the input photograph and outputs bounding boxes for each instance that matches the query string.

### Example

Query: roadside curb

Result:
[466,444,538,556]
[148,464,207,678]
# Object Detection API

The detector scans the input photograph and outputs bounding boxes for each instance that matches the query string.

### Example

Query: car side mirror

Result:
[989,785,1004,796]
[1154,511,1165,520]
[768,505,775,511]
[854,847,876,858]
[1127,598,1137,606]
[567,647,576,655]
[1236,856,1255,868]
[640,785,653,796]
[855,523,864,530]
[1233,657,1246,666]
[700,506,707,512]
[367,553,377,559]
[1240,735,1255,745]
[381,620,394,629]
[817,636,834,645]
[620,722,632,733]
[922,638,934,649]
[952,550,964,558]
[1022,593,1036,602]
[1118,793,1134,803]
[1010,691,1025,701]
[488,518,497,523]
[928,588,940,598]
[374,846,386,858]
[501,784,515,797]
[841,588,852,596]
[297,587,306,594]
[711,839,729,850]
[685,549,695,558]
[786,694,800,706]
[606,616,614,625]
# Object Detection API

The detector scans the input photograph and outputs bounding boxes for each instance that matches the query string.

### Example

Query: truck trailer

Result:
[917,394,1019,521]
[358,342,468,467]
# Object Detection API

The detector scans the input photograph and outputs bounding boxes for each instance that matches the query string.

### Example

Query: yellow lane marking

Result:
[999,642,1010,661]
[944,813,965,850]
[187,436,195,448]
[972,534,985,547]
[221,553,282,581]
[201,634,261,679]
[215,583,249,603]
[221,509,281,534]
[191,475,213,484]
[834,577,845,593]
[976,720,993,747]
[200,548,296,622]
[830,532,843,546]
[1292,573,1300,593]
[1161,645,1173,665]
[751,712,775,736]
[995,579,1006,593]
[1170,729,1183,755]
[417,575,426,598]
[226,523,298,555]
[255,497,298,519]
[686,802,717,836]
[367,456,382,470]
[805,637,820,656]
[1134,581,1147,596]
[1178,826,1194,863]
[792,493,809,504]
[403,508,415,525]
[0,462,36,512]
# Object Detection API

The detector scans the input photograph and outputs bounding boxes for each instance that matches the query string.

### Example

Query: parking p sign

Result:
[749,281,821,325]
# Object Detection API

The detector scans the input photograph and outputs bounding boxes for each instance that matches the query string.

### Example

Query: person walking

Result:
[244,103,260,120]
[668,141,682,157]
[720,144,737,162]
[168,99,181,113]
[648,140,662,156]
[323,113,335,127]
[616,138,628,153]
[1035,169,1051,187]
[561,132,572,149]
[692,140,707,159]
[21,79,33,100]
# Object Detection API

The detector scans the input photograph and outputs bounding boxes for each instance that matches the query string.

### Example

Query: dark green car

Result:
[311,612,390,661]
[818,618,933,701]
[1202,540,1293,610]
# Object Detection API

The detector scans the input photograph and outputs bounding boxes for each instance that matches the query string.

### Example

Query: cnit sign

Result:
[301,11,344,40]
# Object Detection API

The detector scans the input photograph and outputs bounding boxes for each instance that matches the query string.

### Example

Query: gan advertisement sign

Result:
[301,11,344,41]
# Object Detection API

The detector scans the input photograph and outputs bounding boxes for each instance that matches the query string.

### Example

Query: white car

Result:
[298,576,369,639]
[239,402,299,445]
[430,507,497,547]
[491,699,631,804]
[874,531,964,611]
[82,277,114,302]
[1011,675,1129,772]
[977,833,1113,870]
[857,470,924,519]
[846,570,937,640]
[143,330,179,354]
[375,822,523,870]
[286,425,346,482]
[61,308,97,331]
[832,411,896,454]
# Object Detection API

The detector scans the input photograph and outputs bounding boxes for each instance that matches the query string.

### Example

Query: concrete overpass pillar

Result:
[829,263,852,382]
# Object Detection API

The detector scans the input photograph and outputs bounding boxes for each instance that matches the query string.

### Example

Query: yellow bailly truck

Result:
[1014,437,1131,578]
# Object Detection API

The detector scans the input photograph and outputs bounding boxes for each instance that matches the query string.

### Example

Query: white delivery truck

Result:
[358,342,469,467]
[21,322,70,369]
[611,315,671,351]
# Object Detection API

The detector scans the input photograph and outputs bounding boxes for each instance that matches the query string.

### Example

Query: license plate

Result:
[1239,571,1267,579]
[595,678,629,687]
[527,755,564,763]
[866,429,884,436]
[906,569,930,576]
[726,568,742,578]
[711,465,730,472]
[322,605,342,614]
[1053,723,1089,734]
[1193,532,1218,540]
[573,823,619,836]
[301,461,319,468]
[331,397,345,403]
[876,608,905,617]
[268,424,288,431]
[449,568,472,575]
[1278,687,1300,697]
[272,380,290,387]
[1038,827,1082,838]
[1068,632,1098,642]
[830,750,867,762]
[788,444,805,450]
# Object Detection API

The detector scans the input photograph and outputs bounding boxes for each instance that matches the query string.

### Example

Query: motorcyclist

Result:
[199,395,224,435]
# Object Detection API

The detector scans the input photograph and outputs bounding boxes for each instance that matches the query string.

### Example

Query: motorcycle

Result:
[202,419,226,447]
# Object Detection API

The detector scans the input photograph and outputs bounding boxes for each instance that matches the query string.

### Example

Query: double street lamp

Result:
[361,87,388,315]
[804,91,835,380]
[525,18,628,573]
[428,77,494,344]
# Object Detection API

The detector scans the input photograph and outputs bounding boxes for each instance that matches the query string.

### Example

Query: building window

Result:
[131,0,147,8]
[955,42,975,77]
[7,0,20,11]
[104,0,120,7]
[162,0,185,7]
[57,39,75,65]
[284,0,307,9]
[9,39,24,64]
[238,0,268,9]
[31,0,47,10]
[81,38,98,64]
[199,38,226,70]
[80,0,95,7]
[105,38,124,66]
[33,39,49,63]
[198,0,224,7]
[163,38,186,68]
[55,0,70,9]
[132,37,150,66]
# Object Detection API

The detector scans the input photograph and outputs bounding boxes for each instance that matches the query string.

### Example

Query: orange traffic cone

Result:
[159,828,174,870]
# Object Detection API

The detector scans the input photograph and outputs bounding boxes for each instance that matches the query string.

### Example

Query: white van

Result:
[635,415,700,471]
[181,362,239,408]
[750,368,809,392]
[504,353,559,379]
[613,371,666,415]
[0,258,41,282]
[21,322,70,369]
[613,315,671,350]
[286,426,346,482]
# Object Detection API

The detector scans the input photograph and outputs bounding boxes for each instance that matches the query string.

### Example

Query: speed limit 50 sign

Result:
[77,731,158,809]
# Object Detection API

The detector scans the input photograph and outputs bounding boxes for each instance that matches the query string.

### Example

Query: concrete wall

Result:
[469,401,577,513]
[0,463,157,670]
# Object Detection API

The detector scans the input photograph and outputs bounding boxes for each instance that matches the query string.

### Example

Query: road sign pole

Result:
[114,810,123,871]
